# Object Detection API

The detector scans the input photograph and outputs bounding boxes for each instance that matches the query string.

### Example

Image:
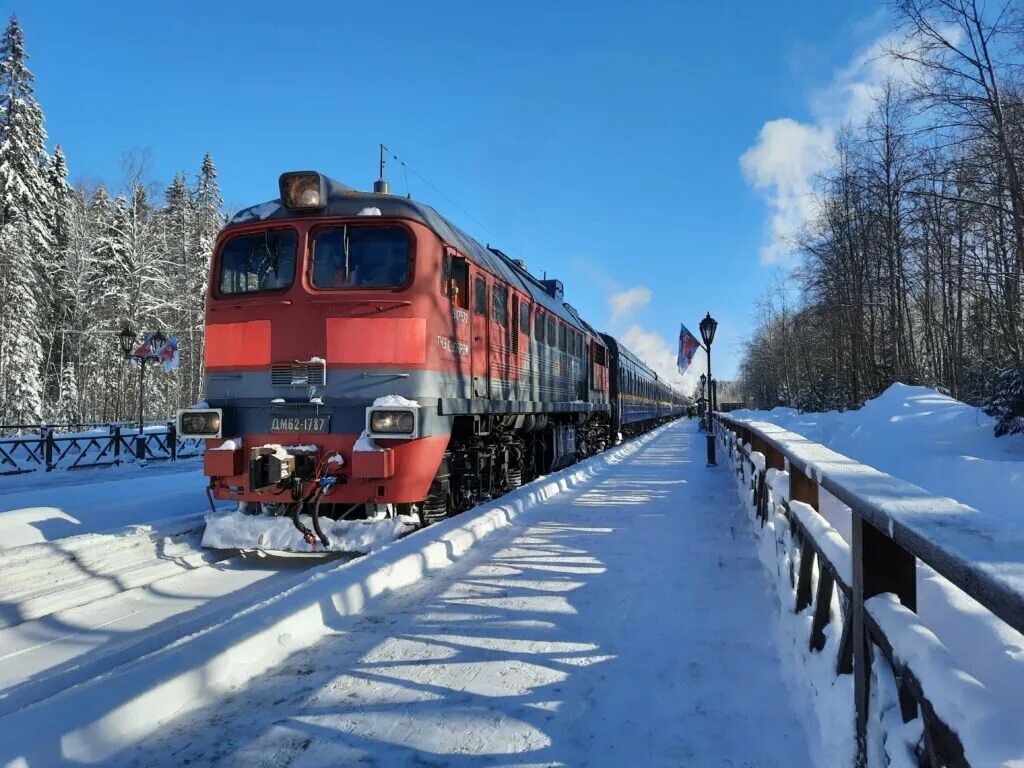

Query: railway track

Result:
[0,514,353,718]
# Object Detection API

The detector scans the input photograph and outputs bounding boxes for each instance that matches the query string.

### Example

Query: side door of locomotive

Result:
[471,272,490,398]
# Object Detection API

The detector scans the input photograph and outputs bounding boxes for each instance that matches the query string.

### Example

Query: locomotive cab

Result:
[184,171,461,528]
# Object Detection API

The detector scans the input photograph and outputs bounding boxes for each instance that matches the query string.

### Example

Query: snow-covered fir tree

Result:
[0,209,43,424]
[0,16,228,430]
[983,368,1024,437]
[0,15,50,426]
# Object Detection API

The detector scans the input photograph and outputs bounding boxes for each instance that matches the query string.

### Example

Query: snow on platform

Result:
[1,421,812,767]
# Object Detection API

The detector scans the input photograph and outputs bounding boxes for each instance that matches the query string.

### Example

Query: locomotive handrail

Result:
[713,411,1024,768]
[209,299,293,310]
[307,298,412,308]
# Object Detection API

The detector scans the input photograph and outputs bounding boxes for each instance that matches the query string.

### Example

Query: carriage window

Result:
[218,229,297,294]
[311,226,409,288]
[535,310,545,342]
[547,317,556,347]
[558,324,567,352]
[492,285,508,326]
[474,277,487,314]
[520,303,530,336]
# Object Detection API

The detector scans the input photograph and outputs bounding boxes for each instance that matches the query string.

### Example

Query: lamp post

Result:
[118,325,166,454]
[699,373,707,431]
[699,312,718,467]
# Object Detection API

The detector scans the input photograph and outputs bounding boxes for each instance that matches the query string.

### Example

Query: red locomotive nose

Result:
[194,171,686,535]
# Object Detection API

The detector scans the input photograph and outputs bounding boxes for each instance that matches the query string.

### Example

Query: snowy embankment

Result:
[0,424,673,766]
[0,462,215,550]
[725,385,1024,766]
[0,513,217,628]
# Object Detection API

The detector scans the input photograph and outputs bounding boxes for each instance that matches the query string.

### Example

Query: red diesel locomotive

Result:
[178,171,686,548]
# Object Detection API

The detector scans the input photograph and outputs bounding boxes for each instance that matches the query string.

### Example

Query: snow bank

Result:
[372,394,420,408]
[201,508,408,553]
[0,424,672,765]
[353,429,383,452]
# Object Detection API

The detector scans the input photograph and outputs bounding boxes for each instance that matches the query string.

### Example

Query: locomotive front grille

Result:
[271,360,327,388]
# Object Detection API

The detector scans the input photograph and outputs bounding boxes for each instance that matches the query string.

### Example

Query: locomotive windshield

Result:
[311,226,409,289]
[218,228,297,294]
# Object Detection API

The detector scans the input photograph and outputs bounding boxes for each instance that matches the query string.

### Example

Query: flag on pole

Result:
[160,337,180,372]
[677,324,702,374]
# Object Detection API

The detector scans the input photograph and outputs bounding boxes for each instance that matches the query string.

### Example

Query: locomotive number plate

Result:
[270,416,330,434]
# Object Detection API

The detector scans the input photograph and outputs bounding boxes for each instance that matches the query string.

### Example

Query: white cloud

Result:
[608,285,652,322]
[741,27,941,265]
[740,119,832,265]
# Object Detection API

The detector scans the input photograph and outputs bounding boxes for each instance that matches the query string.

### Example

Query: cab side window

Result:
[535,310,545,343]
[474,277,487,315]
[444,253,469,310]
[492,285,508,326]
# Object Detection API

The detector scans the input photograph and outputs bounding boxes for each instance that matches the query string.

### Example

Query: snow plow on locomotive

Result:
[178,170,688,552]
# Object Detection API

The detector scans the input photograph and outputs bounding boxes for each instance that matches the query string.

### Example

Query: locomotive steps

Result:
[0,421,675,765]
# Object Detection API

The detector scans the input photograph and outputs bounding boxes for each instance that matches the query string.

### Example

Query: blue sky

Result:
[10,0,887,390]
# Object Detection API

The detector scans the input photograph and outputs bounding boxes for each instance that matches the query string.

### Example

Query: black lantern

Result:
[699,312,718,348]
[700,373,707,390]
[118,324,137,357]
[118,324,170,453]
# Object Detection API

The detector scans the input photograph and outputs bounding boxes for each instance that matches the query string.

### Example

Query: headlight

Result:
[177,408,223,438]
[279,171,326,211]
[369,410,416,434]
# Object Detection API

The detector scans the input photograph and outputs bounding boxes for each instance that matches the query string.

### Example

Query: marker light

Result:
[368,409,417,436]
[279,172,327,211]
[177,408,223,438]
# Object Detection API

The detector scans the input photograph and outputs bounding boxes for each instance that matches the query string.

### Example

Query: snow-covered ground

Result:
[0,422,815,767]
[0,460,214,550]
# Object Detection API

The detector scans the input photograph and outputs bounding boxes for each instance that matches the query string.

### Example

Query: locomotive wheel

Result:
[421,482,451,525]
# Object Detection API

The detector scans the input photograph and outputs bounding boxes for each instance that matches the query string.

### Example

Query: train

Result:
[177,170,688,550]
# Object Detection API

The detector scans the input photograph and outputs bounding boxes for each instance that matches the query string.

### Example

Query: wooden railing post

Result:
[789,466,819,614]
[42,426,54,472]
[852,517,917,766]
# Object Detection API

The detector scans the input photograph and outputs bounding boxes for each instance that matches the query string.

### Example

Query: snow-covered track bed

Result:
[0,551,344,719]
[0,513,226,629]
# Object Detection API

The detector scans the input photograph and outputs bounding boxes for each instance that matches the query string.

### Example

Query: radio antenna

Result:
[374,144,390,194]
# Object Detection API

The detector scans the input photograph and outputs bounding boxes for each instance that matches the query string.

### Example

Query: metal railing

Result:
[0,422,204,476]
[713,412,1024,768]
